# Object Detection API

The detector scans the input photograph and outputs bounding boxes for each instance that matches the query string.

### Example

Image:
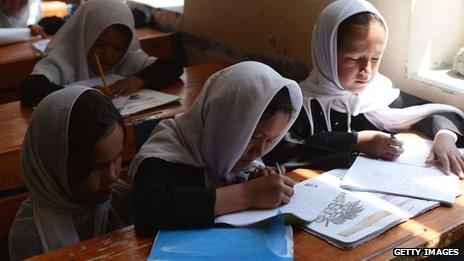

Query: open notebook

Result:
[302,169,442,249]
[0,28,40,46]
[341,135,462,204]
[64,74,180,116]
[214,178,335,227]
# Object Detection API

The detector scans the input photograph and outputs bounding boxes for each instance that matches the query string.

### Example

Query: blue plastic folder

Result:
[148,217,293,261]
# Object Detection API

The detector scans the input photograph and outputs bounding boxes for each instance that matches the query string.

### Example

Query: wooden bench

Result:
[28,167,464,260]
[0,27,175,104]
[0,61,231,243]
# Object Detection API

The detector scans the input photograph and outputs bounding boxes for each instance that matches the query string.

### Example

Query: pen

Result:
[274,162,282,175]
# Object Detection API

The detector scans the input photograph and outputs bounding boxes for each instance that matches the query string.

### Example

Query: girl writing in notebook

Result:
[19,0,183,107]
[129,61,303,232]
[9,87,133,260]
[264,0,464,177]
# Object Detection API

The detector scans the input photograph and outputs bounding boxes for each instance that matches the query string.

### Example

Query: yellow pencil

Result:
[93,54,110,94]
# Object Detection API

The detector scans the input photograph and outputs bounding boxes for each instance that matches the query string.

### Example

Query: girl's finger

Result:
[425,150,435,165]
[436,152,451,175]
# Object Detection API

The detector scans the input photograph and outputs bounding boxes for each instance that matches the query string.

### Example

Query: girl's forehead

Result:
[338,23,386,52]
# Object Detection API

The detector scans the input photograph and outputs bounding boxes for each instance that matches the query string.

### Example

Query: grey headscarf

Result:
[128,61,303,187]
[32,0,155,85]
[16,86,123,253]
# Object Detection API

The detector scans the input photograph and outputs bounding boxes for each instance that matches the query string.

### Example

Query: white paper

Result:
[64,74,129,109]
[341,156,460,204]
[393,135,463,168]
[214,180,334,227]
[32,39,51,54]
[0,28,39,46]
[119,89,180,116]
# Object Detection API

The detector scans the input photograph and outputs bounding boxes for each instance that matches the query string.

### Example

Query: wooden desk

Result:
[29,169,464,261]
[0,27,174,104]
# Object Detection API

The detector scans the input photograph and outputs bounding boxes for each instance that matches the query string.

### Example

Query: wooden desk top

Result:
[28,169,464,261]
[0,60,232,192]
[0,27,168,66]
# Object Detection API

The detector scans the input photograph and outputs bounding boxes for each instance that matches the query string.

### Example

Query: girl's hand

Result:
[426,130,464,179]
[109,76,145,97]
[356,130,404,160]
[245,174,294,209]
[28,24,44,37]
[248,165,286,180]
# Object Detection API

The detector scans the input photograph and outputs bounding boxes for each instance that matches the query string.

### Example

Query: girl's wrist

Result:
[435,129,458,143]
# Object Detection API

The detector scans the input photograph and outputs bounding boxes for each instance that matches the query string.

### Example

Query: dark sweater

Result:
[263,91,464,170]
[19,58,183,107]
[133,157,216,234]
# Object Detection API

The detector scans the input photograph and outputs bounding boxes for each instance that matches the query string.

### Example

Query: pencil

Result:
[274,162,282,175]
[93,54,110,94]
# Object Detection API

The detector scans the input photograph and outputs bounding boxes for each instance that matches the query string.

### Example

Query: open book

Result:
[0,28,39,46]
[214,178,336,227]
[341,156,460,204]
[303,169,441,249]
[64,74,180,116]
[149,217,293,261]
[341,135,462,205]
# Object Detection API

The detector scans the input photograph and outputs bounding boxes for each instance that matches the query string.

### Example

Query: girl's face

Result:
[232,111,290,172]
[337,22,386,93]
[87,25,131,74]
[69,124,124,205]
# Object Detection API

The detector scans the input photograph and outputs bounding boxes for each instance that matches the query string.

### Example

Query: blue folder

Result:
[148,217,293,261]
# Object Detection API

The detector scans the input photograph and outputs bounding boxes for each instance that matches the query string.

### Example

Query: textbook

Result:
[214,178,336,227]
[0,28,39,46]
[148,217,293,261]
[302,169,441,249]
[64,74,180,115]
[341,156,460,204]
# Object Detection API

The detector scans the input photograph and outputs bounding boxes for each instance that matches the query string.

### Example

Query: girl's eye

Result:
[348,57,359,62]
[371,57,380,61]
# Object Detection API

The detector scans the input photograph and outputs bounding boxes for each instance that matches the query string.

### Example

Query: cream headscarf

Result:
[300,0,464,134]
[32,0,155,85]
[19,86,120,252]
[0,0,41,28]
[128,61,303,187]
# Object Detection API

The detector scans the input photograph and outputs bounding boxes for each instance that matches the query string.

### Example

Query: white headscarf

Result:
[300,0,464,134]
[0,0,41,27]
[19,86,120,252]
[32,0,155,85]
[128,61,303,187]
